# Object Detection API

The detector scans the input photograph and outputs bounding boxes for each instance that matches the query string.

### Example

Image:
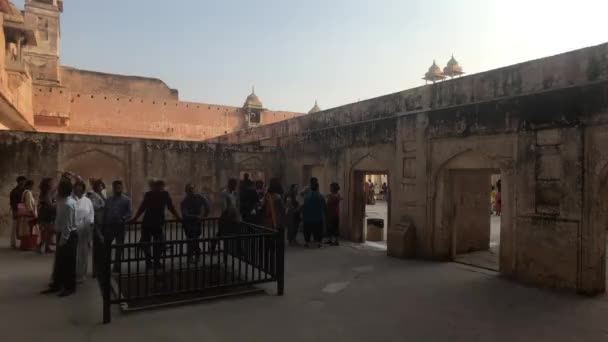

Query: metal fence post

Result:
[277,227,285,296]
[103,237,112,324]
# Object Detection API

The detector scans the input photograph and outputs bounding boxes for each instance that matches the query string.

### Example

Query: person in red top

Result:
[325,183,342,246]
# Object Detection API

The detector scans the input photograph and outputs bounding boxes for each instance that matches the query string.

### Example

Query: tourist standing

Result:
[325,183,342,246]
[263,178,284,230]
[220,178,240,235]
[37,178,57,254]
[490,186,497,215]
[302,178,326,248]
[104,180,132,273]
[9,176,26,248]
[239,173,258,222]
[87,179,106,226]
[181,184,210,264]
[73,181,94,282]
[496,180,502,216]
[42,180,78,297]
[131,180,181,268]
[16,179,39,250]
[285,184,301,245]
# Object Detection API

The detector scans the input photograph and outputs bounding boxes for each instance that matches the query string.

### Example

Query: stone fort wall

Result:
[0,130,280,237]
[32,69,302,141]
[60,67,179,101]
[210,42,608,295]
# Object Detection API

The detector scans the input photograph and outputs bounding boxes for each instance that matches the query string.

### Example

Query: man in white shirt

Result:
[73,181,95,282]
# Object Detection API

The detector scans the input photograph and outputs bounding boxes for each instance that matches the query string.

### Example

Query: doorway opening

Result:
[451,171,501,271]
[353,171,389,250]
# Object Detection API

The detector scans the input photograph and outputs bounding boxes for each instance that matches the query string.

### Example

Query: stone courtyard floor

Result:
[2,239,608,341]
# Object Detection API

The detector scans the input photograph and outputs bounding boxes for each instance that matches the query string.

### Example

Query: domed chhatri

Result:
[308,100,321,114]
[423,60,446,83]
[443,55,465,78]
[243,86,263,109]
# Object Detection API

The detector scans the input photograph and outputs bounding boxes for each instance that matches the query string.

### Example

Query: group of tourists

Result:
[237,174,343,248]
[6,171,343,295]
[7,172,130,297]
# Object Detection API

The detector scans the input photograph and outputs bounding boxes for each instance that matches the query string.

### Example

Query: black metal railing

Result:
[93,218,285,323]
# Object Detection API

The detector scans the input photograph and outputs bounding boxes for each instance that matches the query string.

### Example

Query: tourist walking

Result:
[73,181,94,282]
[131,180,181,268]
[16,179,39,250]
[325,183,342,246]
[104,180,132,273]
[9,176,26,248]
[263,178,284,230]
[181,184,210,264]
[42,180,78,297]
[302,178,326,248]
[37,178,57,254]
[285,184,301,245]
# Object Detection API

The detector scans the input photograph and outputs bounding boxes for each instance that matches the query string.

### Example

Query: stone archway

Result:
[348,153,391,244]
[431,149,515,273]
[62,149,128,192]
[237,156,266,182]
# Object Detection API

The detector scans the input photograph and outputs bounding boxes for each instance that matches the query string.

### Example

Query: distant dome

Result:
[443,55,464,77]
[423,60,446,83]
[243,87,263,109]
[308,100,321,114]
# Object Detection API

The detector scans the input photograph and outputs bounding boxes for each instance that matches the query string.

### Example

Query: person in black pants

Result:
[130,180,181,268]
[103,180,132,273]
[302,178,326,248]
[42,180,79,297]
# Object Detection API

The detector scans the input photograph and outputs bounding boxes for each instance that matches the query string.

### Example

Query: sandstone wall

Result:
[60,67,178,100]
[32,84,302,140]
[0,130,279,237]
[214,42,608,145]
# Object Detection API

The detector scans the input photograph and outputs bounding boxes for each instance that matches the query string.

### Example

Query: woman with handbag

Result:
[16,179,39,251]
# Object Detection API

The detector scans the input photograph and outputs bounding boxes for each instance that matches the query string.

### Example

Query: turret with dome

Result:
[243,86,264,110]
[308,100,321,114]
[423,60,446,83]
[443,55,465,78]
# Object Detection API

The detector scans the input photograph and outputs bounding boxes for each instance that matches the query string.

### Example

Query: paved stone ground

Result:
[454,216,501,270]
[2,239,608,341]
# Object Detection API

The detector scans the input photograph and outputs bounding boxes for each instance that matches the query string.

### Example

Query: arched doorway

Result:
[349,154,391,247]
[62,149,128,192]
[432,150,513,272]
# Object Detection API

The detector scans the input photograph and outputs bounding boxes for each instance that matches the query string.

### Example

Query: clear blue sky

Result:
[14,0,608,113]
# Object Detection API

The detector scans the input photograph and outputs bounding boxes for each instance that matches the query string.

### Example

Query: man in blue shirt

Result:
[302,177,326,248]
[103,180,132,273]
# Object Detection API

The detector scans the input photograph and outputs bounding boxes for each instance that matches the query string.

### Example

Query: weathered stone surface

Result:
[0,130,276,236]
[207,42,608,295]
